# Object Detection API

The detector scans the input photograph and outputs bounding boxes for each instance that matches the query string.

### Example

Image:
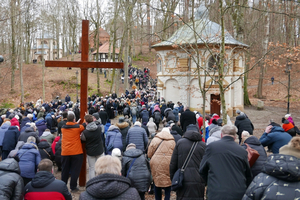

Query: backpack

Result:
[131,107,137,116]
[154,112,161,123]
[124,107,130,115]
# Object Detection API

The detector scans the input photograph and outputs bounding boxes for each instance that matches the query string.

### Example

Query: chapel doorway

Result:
[210,94,220,116]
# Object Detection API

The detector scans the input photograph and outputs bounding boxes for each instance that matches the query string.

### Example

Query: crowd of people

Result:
[0,86,300,199]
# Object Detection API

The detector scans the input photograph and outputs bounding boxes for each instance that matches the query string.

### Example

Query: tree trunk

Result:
[147,0,151,52]
[10,0,16,92]
[219,0,227,124]
[244,52,251,106]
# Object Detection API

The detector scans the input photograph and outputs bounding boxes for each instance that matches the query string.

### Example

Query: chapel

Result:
[152,5,248,117]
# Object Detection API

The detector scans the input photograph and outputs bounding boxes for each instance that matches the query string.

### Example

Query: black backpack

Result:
[154,112,161,123]
[124,107,130,115]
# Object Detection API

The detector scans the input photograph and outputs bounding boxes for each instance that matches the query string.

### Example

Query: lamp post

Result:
[285,63,292,114]
[76,70,79,102]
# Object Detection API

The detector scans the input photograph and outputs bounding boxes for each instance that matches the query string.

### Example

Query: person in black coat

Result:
[38,140,54,160]
[172,124,183,136]
[122,144,151,200]
[170,130,206,200]
[0,157,24,200]
[164,108,176,123]
[235,112,254,143]
[2,125,20,160]
[116,117,130,152]
[199,125,252,200]
[99,107,109,125]
[241,134,267,177]
[55,138,62,171]
[106,99,114,119]
[24,159,72,200]
[180,107,196,133]
[18,126,40,145]
[81,115,104,180]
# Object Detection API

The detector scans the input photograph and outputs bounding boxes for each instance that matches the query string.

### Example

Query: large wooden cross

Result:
[45,20,123,186]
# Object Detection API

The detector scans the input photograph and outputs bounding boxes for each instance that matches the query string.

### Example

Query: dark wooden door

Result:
[211,94,221,116]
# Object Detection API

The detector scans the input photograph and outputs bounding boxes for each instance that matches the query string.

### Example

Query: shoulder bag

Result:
[245,143,260,167]
[171,141,198,191]
[126,157,137,177]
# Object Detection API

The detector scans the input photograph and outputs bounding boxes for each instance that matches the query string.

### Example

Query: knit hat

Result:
[119,117,125,123]
[279,136,300,159]
[285,114,291,119]
[1,115,6,118]
[3,121,11,126]
[236,109,241,115]
[134,121,141,126]
[92,113,100,120]
[112,148,122,161]
[126,143,136,151]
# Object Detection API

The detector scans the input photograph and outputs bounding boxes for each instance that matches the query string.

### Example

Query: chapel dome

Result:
[152,4,247,48]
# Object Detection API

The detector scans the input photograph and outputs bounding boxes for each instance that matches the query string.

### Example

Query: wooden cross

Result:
[45,20,123,186]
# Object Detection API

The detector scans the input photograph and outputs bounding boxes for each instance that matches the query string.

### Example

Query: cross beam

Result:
[45,20,123,186]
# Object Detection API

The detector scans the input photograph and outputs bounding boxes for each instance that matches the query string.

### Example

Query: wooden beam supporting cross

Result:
[45,20,123,186]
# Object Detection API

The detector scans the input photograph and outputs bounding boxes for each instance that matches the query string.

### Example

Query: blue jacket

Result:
[0,123,10,146]
[259,126,292,153]
[20,117,31,130]
[173,107,179,122]
[45,113,52,130]
[126,125,148,151]
[17,143,41,178]
[20,124,31,134]
[2,126,20,151]
[35,119,47,137]
[105,126,123,155]
[104,122,111,135]
[140,110,149,124]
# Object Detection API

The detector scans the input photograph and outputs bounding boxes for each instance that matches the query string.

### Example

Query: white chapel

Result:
[152,5,248,117]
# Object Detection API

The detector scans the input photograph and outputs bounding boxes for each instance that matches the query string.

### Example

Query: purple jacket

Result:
[35,120,47,136]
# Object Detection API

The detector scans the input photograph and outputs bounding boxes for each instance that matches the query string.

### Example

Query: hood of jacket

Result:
[41,131,51,137]
[155,129,175,141]
[116,122,129,129]
[86,121,98,131]
[21,142,38,150]
[244,136,262,146]
[271,126,285,133]
[15,141,25,150]
[85,173,132,199]
[108,125,120,132]
[173,107,179,112]
[263,154,300,182]
[25,126,35,133]
[184,130,202,141]
[1,123,10,130]
[236,114,246,120]
[149,117,154,123]
[35,119,46,126]
[38,140,50,149]
[123,148,143,158]
[209,126,222,136]
[31,171,55,188]
[0,158,20,174]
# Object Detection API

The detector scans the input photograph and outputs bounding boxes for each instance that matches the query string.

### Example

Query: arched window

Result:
[208,54,228,73]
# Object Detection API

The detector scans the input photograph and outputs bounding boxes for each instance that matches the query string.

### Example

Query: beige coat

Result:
[147,128,175,187]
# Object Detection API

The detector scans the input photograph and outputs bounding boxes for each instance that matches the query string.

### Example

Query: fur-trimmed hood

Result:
[116,122,129,129]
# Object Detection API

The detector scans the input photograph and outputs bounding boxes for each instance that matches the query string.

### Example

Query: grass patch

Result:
[132,54,150,62]
[0,100,14,109]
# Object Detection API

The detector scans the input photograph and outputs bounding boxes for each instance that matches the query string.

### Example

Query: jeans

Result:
[61,154,83,190]
[87,154,103,180]
[154,185,171,200]
[132,115,137,124]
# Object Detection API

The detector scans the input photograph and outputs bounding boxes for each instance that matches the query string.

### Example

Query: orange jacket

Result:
[282,122,294,132]
[61,122,85,156]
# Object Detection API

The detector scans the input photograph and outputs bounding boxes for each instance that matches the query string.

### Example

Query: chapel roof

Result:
[152,4,248,48]
[92,42,119,55]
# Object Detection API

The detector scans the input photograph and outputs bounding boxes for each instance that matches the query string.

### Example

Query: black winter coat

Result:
[116,122,130,152]
[99,111,109,125]
[122,148,151,192]
[2,126,20,152]
[172,125,183,136]
[25,171,72,200]
[241,136,267,177]
[165,108,176,122]
[38,140,54,160]
[55,139,62,167]
[170,130,181,144]
[18,127,40,145]
[170,130,206,200]
[0,158,24,200]
[82,122,104,156]
[235,115,254,142]
[243,154,300,200]
[180,109,196,133]
[79,173,140,200]
[199,136,252,200]
[57,119,67,135]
